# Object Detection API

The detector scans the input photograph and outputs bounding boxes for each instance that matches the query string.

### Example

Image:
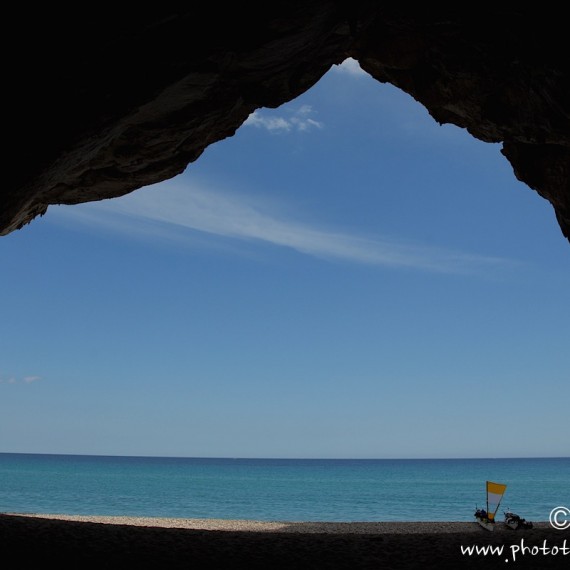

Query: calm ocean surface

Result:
[0,454,568,522]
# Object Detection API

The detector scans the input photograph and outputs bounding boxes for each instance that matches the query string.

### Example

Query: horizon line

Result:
[2,452,568,461]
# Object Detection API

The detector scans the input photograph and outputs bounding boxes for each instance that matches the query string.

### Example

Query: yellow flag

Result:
[486,481,507,521]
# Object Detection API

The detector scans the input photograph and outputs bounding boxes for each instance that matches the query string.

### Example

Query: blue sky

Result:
[1,59,569,459]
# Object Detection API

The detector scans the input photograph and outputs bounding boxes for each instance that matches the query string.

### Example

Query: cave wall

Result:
[3,4,569,242]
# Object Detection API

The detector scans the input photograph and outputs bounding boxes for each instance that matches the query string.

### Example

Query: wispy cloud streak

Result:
[53,181,510,275]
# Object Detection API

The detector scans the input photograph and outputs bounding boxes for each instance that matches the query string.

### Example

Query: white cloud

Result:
[23,376,42,383]
[52,180,511,276]
[0,375,41,384]
[243,114,292,132]
[244,105,323,133]
[332,58,368,77]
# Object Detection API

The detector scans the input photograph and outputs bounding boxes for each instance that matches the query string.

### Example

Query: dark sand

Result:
[1,513,567,569]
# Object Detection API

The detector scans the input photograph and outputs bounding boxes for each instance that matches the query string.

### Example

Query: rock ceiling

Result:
[3,5,568,243]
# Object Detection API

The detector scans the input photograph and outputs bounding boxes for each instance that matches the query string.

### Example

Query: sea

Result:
[0,454,568,522]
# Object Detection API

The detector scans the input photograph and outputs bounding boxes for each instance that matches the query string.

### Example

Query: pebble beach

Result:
[2,513,566,569]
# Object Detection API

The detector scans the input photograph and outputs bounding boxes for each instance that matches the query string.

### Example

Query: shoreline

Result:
[2,513,566,569]
[3,512,554,533]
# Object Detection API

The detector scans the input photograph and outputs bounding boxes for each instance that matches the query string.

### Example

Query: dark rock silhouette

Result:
[3,5,568,242]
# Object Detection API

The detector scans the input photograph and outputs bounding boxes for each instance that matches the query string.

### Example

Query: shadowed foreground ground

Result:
[1,514,567,569]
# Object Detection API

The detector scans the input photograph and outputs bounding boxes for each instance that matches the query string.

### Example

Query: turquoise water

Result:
[0,454,568,522]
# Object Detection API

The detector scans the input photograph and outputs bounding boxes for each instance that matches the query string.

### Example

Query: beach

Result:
[1,514,567,569]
